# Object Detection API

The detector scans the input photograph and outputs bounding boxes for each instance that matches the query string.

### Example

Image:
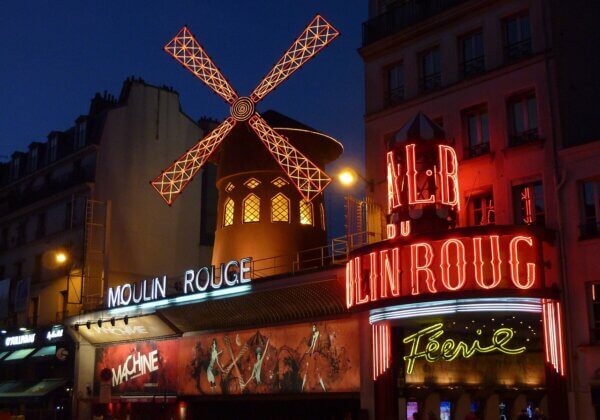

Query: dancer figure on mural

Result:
[207,338,223,392]
[242,337,270,390]
[302,324,327,392]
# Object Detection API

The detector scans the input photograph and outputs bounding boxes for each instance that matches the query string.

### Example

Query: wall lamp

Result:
[338,167,374,192]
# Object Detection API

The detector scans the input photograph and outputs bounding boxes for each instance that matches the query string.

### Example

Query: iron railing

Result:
[419,72,441,92]
[466,142,490,158]
[461,55,485,78]
[509,128,540,147]
[504,38,532,62]
[384,86,405,107]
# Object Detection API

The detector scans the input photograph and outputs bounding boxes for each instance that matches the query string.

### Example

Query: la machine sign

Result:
[107,257,252,309]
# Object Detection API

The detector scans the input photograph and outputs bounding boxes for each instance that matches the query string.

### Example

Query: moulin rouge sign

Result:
[346,138,544,309]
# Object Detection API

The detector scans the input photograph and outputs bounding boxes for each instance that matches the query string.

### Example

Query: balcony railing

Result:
[509,128,540,147]
[461,56,485,78]
[504,38,532,62]
[384,86,405,107]
[466,142,490,158]
[363,0,469,46]
[580,220,600,239]
[419,72,442,92]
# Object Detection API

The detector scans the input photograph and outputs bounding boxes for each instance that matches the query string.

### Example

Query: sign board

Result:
[77,314,177,345]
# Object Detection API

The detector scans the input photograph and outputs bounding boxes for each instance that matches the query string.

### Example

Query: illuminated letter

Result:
[379,248,400,298]
[155,276,166,299]
[184,270,195,293]
[224,260,240,286]
[195,267,210,292]
[509,236,536,289]
[410,243,437,295]
[406,144,435,205]
[386,223,397,240]
[354,256,369,304]
[108,286,121,308]
[473,236,502,289]
[120,284,132,306]
[440,239,466,291]
[346,261,355,308]
[386,151,402,211]
[437,145,460,208]
[240,257,252,284]
[132,281,144,304]
[369,252,379,302]
[400,220,411,237]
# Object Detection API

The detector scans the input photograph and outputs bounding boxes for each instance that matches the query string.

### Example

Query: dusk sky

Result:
[0,1,367,175]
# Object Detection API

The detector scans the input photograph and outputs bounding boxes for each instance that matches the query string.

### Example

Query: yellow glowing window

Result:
[243,194,260,223]
[271,177,288,188]
[299,200,313,226]
[320,203,326,230]
[223,198,235,226]
[271,193,290,222]
[244,178,261,189]
[225,182,235,192]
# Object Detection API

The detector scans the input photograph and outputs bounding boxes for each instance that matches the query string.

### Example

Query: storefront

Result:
[0,325,74,419]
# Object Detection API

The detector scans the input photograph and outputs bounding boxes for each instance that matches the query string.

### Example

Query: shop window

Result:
[580,179,600,239]
[299,200,313,226]
[243,194,260,223]
[508,91,538,146]
[320,203,326,230]
[225,182,235,192]
[223,198,235,227]
[513,181,544,226]
[460,30,484,78]
[468,193,495,226]
[271,193,290,223]
[589,283,600,343]
[271,177,288,188]
[503,12,531,62]
[385,62,404,106]
[244,178,261,189]
[463,105,490,157]
[419,47,441,92]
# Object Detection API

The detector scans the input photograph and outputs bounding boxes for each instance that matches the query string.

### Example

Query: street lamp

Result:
[337,167,373,192]
[55,252,68,265]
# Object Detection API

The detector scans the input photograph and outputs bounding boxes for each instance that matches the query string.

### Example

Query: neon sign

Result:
[111,349,159,386]
[403,323,526,374]
[5,333,35,346]
[346,231,540,308]
[107,257,252,309]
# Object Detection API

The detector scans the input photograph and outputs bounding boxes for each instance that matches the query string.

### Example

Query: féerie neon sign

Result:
[346,232,539,308]
[403,323,526,374]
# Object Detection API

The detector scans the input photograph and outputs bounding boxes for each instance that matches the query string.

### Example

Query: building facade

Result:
[0,78,216,418]
[360,0,600,418]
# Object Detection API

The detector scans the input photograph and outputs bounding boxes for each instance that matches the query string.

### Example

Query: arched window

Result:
[271,193,290,222]
[320,202,326,230]
[299,200,313,226]
[243,194,260,223]
[223,198,235,227]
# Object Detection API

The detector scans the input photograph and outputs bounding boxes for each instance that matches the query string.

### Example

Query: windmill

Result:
[151,15,340,205]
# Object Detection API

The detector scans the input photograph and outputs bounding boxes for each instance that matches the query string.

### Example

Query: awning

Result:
[3,348,35,361]
[0,351,10,360]
[30,345,56,358]
[0,378,67,399]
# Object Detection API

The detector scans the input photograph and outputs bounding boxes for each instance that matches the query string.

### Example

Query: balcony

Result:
[509,128,540,147]
[466,142,490,158]
[504,38,532,62]
[461,56,485,78]
[419,72,441,93]
[384,86,405,107]
[363,0,469,46]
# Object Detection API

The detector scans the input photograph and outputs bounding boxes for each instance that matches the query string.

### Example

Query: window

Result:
[244,178,261,189]
[513,181,544,226]
[29,148,38,172]
[299,200,313,226]
[11,156,20,181]
[28,297,38,328]
[35,213,46,239]
[271,177,288,188]
[503,12,531,61]
[16,221,27,246]
[468,193,495,226]
[243,194,260,223]
[419,48,441,92]
[225,182,235,192]
[64,201,72,230]
[580,179,600,238]
[33,254,42,282]
[589,283,600,342]
[320,203,326,230]
[463,105,490,157]
[48,136,58,162]
[508,92,538,146]
[75,121,87,149]
[271,193,290,222]
[385,63,404,106]
[461,31,484,77]
[223,197,235,227]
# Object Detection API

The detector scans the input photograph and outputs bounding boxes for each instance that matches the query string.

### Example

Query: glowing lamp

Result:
[338,169,357,187]
[55,252,68,265]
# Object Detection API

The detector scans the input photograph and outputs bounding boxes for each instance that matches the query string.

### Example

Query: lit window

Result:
[223,198,234,226]
[299,200,313,226]
[271,177,288,188]
[244,178,261,189]
[225,182,235,192]
[513,181,544,226]
[243,194,260,223]
[580,179,600,238]
[468,193,495,226]
[271,193,290,222]
[463,105,490,157]
[320,203,326,230]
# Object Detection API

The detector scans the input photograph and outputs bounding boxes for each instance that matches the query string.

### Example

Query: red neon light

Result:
[369,252,379,303]
[437,145,460,209]
[372,323,391,380]
[386,223,397,240]
[380,248,401,298]
[509,236,536,289]
[410,243,437,295]
[352,257,369,305]
[345,262,354,309]
[386,151,402,212]
[400,220,411,237]
[472,236,502,289]
[152,16,339,205]
[440,239,466,291]
[542,299,566,376]
[406,144,435,205]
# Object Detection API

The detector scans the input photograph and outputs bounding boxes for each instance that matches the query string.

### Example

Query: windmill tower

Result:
[151,16,342,274]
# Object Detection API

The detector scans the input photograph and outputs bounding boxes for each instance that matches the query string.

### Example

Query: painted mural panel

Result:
[178,318,360,395]
[94,339,179,394]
